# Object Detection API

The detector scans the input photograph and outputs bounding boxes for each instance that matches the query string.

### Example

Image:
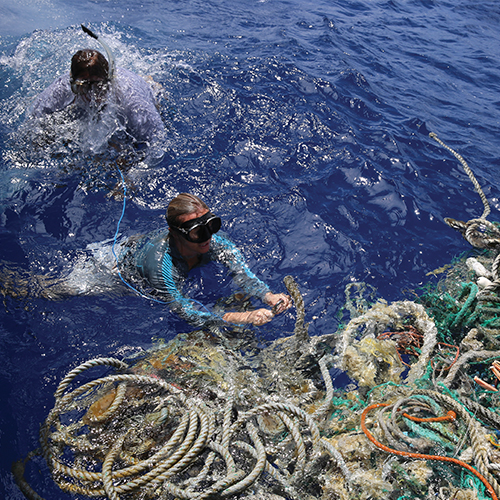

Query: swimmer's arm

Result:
[157,254,219,327]
[223,309,274,326]
[215,234,271,300]
[114,68,165,143]
[223,294,292,326]
[30,75,74,117]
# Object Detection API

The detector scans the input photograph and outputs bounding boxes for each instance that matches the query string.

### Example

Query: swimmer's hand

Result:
[264,292,292,315]
[222,293,292,326]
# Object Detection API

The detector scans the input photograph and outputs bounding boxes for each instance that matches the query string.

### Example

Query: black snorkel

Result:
[81,24,115,80]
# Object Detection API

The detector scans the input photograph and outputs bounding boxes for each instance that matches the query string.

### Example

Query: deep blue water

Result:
[1,0,500,498]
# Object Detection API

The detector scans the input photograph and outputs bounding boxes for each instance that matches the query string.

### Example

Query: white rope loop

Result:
[54,357,129,399]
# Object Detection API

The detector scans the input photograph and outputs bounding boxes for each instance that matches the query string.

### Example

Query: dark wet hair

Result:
[70,49,109,81]
[166,193,209,227]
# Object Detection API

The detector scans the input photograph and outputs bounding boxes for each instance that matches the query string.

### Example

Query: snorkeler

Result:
[0,193,292,329]
[29,46,166,155]
[118,193,292,328]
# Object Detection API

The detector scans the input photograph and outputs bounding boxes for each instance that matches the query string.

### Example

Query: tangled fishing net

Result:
[12,135,500,499]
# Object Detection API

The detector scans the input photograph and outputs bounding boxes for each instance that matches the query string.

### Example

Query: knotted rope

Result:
[430,132,500,294]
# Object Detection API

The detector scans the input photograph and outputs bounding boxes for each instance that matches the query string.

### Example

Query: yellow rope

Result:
[430,132,490,219]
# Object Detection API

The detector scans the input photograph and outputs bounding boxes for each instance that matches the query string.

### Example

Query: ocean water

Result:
[1,0,500,498]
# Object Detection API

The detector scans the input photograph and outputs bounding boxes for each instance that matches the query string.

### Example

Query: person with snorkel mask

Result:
[118,193,292,328]
[29,27,165,158]
[0,192,291,330]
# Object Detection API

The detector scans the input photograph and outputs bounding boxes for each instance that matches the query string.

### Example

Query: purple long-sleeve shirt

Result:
[30,67,165,145]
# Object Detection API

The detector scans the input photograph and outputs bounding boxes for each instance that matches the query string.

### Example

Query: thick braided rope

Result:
[81,407,207,498]
[158,480,199,499]
[320,438,351,481]
[457,394,500,429]
[144,408,209,491]
[207,441,238,477]
[221,389,235,449]
[54,357,129,399]
[392,302,438,385]
[195,471,246,500]
[481,253,500,293]
[102,432,130,500]
[180,411,217,491]
[220,422,268,497]
[86,382,128,424]
[337,300,437,385]
[442,350,500,387]
[46,410,196,498]
[313,355,334,419]
[465,219,500,248]
[338,302,401,366]
[144,419,226,500]
[40,373,187,493]
[284,275,308,341]
[277,411,307,477]
[11,451,46,500]
[54,411,190,493]
[387,397,434,451]
[41,373,184,461]
[233,440,301,498]
[232,401,321,445]
[430,132,490,219]
[157,443,245,500]
[375,404,407,452]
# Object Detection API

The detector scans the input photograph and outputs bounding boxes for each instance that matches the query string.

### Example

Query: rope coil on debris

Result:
[15,242,500,500]
[14,317,349,500]
[431,132,500,294]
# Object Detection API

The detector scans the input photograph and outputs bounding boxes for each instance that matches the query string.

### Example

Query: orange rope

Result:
[361,403,498,500]
[402,410,456,423]
[431,342,460,373]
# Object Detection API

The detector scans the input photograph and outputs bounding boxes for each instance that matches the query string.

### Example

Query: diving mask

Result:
[171,212,222,243]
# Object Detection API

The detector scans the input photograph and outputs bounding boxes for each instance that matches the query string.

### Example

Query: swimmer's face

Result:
[70,69,109,103]
[175,209,212,254]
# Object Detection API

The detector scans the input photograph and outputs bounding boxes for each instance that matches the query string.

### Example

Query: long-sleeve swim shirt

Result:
[118,229,271,328]
[30,67,165,146]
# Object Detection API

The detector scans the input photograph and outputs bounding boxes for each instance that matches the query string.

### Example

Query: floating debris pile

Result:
[12,253,500,500]
[12,135,500,499]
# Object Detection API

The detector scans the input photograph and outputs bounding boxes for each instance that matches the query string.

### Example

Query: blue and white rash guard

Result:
[119,229,271,328]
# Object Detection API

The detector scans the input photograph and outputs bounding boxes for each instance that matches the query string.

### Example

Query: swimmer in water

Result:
[29,47,166,156]
[0,193,292,330]
[118,193,293,328]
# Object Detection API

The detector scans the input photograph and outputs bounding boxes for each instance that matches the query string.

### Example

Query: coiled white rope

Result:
[15,345,350,500]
